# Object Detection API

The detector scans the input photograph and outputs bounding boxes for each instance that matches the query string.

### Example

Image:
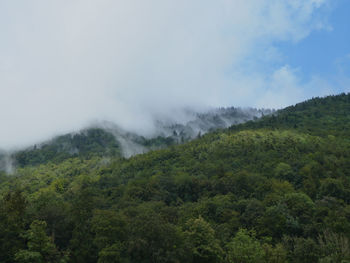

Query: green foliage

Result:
[97,243,124,263]
[229,93,350,138]
[124,202,186,263]
[15,220,65,263]
[184,217,223,263]
[0,93,350,262]
[13,128,121,167]
[318,230,350,263]
[262,243,288,263]
[283,236,320,263]
[226,228,265,263]
[274,163,294,182]
[0,190,27,262]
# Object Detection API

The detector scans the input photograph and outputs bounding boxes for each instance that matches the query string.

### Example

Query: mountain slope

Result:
[4,106,269,168]
[0,93,349,263]
[229,93,350,137]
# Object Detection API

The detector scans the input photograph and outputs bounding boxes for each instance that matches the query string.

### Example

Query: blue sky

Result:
[278,0,350,93]
[0,0,349,148]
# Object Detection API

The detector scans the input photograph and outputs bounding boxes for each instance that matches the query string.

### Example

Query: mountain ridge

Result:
[0,93,349,262]
[1,106,271,169]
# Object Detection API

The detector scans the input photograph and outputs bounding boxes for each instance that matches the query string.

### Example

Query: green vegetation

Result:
[13,128,121,167]
[229,93,350,137]
[10,128,178,168]
[7,106,269,168]
[0,93,350,262]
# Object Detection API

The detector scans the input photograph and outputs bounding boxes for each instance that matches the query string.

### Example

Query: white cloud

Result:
[255,66,304,109]
[0,0,331,149]
[255,66,337,109]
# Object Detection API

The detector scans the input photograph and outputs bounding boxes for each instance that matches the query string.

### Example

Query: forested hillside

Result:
[0,94,349,263]
[2,106,268,168]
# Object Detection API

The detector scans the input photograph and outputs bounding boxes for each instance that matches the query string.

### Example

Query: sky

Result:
[0,0,349,149]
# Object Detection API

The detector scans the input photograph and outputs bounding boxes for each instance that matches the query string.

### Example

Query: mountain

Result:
[2,106,271,168]
[229,93,350,137]
[0,93,349,263]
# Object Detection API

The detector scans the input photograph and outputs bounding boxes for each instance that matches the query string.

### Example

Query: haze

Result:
[0,0,349,149]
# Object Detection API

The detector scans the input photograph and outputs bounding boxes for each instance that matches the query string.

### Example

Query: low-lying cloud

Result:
[0,0,332,149]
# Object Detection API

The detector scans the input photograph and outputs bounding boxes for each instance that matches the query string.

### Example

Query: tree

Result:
[91,210,126,262]
[283,192,315,225]
[126,204,185,263]
[0,190,27,262]
[262,243,288,263]
[283,236,319,263]
[15,220,64,263]
[274,163,294,182]
[184,217,223,263]
[97,243,124,263]
[318,230,350,263]
[69,187,97,263]
[226,228,264,263]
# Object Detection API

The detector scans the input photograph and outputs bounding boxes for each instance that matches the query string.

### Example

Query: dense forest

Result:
[0,93,350,262]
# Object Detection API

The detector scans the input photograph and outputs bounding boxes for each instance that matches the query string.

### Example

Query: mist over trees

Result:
[0,93,349,262]
[0,106,270,170]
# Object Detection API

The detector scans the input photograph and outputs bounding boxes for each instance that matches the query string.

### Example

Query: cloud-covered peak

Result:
[0,0,332,149]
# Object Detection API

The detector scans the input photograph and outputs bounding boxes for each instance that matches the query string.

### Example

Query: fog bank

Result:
[0,0,331,149]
